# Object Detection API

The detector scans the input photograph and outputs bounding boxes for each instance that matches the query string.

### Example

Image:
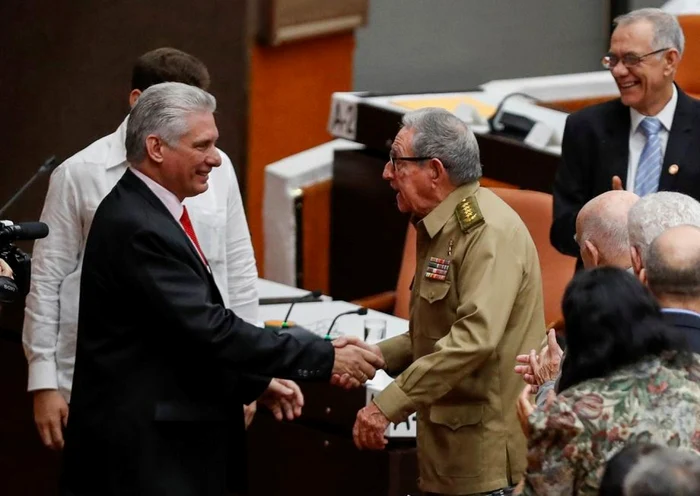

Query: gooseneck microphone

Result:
[282,290,322,327]
[325,307,368,339]
[0,156,58,218]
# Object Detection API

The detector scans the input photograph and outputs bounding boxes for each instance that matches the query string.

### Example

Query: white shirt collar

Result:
[129,167,184,221]
[106,116,130,170]
[630,84,678,134]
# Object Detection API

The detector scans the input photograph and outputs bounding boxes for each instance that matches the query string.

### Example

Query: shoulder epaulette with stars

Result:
[454,195,485,233]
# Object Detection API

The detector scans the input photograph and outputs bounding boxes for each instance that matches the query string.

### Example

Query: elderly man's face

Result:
[159,111,221,201]
[608,20,675,114]
[382,127,435,217]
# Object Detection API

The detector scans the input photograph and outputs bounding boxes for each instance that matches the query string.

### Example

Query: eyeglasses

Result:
[389,154,431,171]
[601,47,670,69]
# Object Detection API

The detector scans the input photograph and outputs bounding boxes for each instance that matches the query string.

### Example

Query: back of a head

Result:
[125,82,216,165]
[624,447,700,495]
[646,224,700,300]
[600,443,664,496]
[131,47,211,92]
[578,190,639,264]
[401,107,482,186]
[628,192,700,262]
[557,266,681,392]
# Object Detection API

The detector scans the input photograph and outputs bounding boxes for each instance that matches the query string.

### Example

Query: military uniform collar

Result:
[420,181,480,239]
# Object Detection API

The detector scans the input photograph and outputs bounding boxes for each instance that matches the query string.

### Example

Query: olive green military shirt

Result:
[374,181,545,495]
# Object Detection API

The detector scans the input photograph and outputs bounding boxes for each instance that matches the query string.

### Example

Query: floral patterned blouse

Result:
[520,352,700,495]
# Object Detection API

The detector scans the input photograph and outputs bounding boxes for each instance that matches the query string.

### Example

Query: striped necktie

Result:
[634,117,663,197]
[179,206,208,265]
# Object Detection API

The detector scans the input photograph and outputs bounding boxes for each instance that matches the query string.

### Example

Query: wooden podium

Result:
[247,382,420,496]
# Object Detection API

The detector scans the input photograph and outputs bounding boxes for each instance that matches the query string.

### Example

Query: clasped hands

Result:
[249,336,386,429]
[330,335,385,389]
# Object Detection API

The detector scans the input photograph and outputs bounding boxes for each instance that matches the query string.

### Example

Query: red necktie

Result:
[179,206,208,265]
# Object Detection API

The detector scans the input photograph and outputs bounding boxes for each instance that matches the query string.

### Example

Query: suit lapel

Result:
[120,169,221,296]
[660,88,696,192]
[604,101,630,188]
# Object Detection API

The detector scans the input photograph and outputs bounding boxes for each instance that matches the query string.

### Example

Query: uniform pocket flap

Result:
[430,404,483,430]
[419,280,451,304]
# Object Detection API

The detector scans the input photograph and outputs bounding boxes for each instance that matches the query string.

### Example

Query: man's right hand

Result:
[33,390,69,450]
[331,336,385,388]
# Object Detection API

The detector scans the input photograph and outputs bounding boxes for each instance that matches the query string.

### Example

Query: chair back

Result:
[489,188,576,327]
[676,15,700,99]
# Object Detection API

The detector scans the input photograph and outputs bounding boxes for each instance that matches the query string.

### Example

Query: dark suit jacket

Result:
[663,308,700,354]
[550,86,700,259]
[61,169,334,496]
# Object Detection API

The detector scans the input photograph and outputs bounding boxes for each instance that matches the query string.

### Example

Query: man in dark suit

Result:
[643,224,700,352]
[551,8,700,261]
[60,81,384,496]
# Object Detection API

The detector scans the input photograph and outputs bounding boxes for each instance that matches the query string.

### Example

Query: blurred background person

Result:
[598,443,663,496]
[516,267,700,495]
[628,191,700,278]
[575,190,639,270]
[643,225,700,351]
[624,446,700,495]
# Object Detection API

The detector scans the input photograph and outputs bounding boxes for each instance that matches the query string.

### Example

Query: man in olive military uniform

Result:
[352,108,545,496]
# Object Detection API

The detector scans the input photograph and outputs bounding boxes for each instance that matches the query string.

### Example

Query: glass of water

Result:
[364,318,387,344]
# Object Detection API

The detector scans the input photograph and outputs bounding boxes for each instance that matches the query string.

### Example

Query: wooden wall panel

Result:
[247,33,355,276]
[301,179,332,294]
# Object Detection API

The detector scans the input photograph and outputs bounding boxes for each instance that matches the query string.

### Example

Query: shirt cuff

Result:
[27,360,58,392]
[535,379,557,408]
[372,381,417,424]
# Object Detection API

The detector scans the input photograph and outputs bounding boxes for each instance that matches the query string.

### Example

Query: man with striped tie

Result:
[550,7,700,269]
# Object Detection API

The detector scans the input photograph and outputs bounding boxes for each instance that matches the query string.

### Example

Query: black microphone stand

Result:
[0,156,58,218]
[282,290,322,327]
[324,307,368,340]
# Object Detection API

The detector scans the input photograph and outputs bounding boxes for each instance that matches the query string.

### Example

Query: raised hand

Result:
[516,385,535,437]
[611,175,624,191]
[514,329,563,389]
[258,378,304,421]
[33,389,69,450]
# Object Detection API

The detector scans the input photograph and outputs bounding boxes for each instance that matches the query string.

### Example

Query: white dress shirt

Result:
[626,85,678,193]
[22,117,259,401]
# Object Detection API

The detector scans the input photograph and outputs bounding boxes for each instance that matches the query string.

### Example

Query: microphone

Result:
[0,222,49,243]
[324,307,368,340]
[282,290,322,327]
[259,291,324,306]
[0,156,58,218]
[487,92,540,136]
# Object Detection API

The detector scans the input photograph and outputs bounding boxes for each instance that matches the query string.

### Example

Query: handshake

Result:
[330,335,385,389]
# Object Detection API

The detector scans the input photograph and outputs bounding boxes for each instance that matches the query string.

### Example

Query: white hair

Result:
[614,8,685,56]
[628,192,700,261]
[402,107,482,186]
[125,81,216,164]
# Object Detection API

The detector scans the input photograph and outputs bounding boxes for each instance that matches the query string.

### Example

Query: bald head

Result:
[646,225,700,305]
[576,190,639,268]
